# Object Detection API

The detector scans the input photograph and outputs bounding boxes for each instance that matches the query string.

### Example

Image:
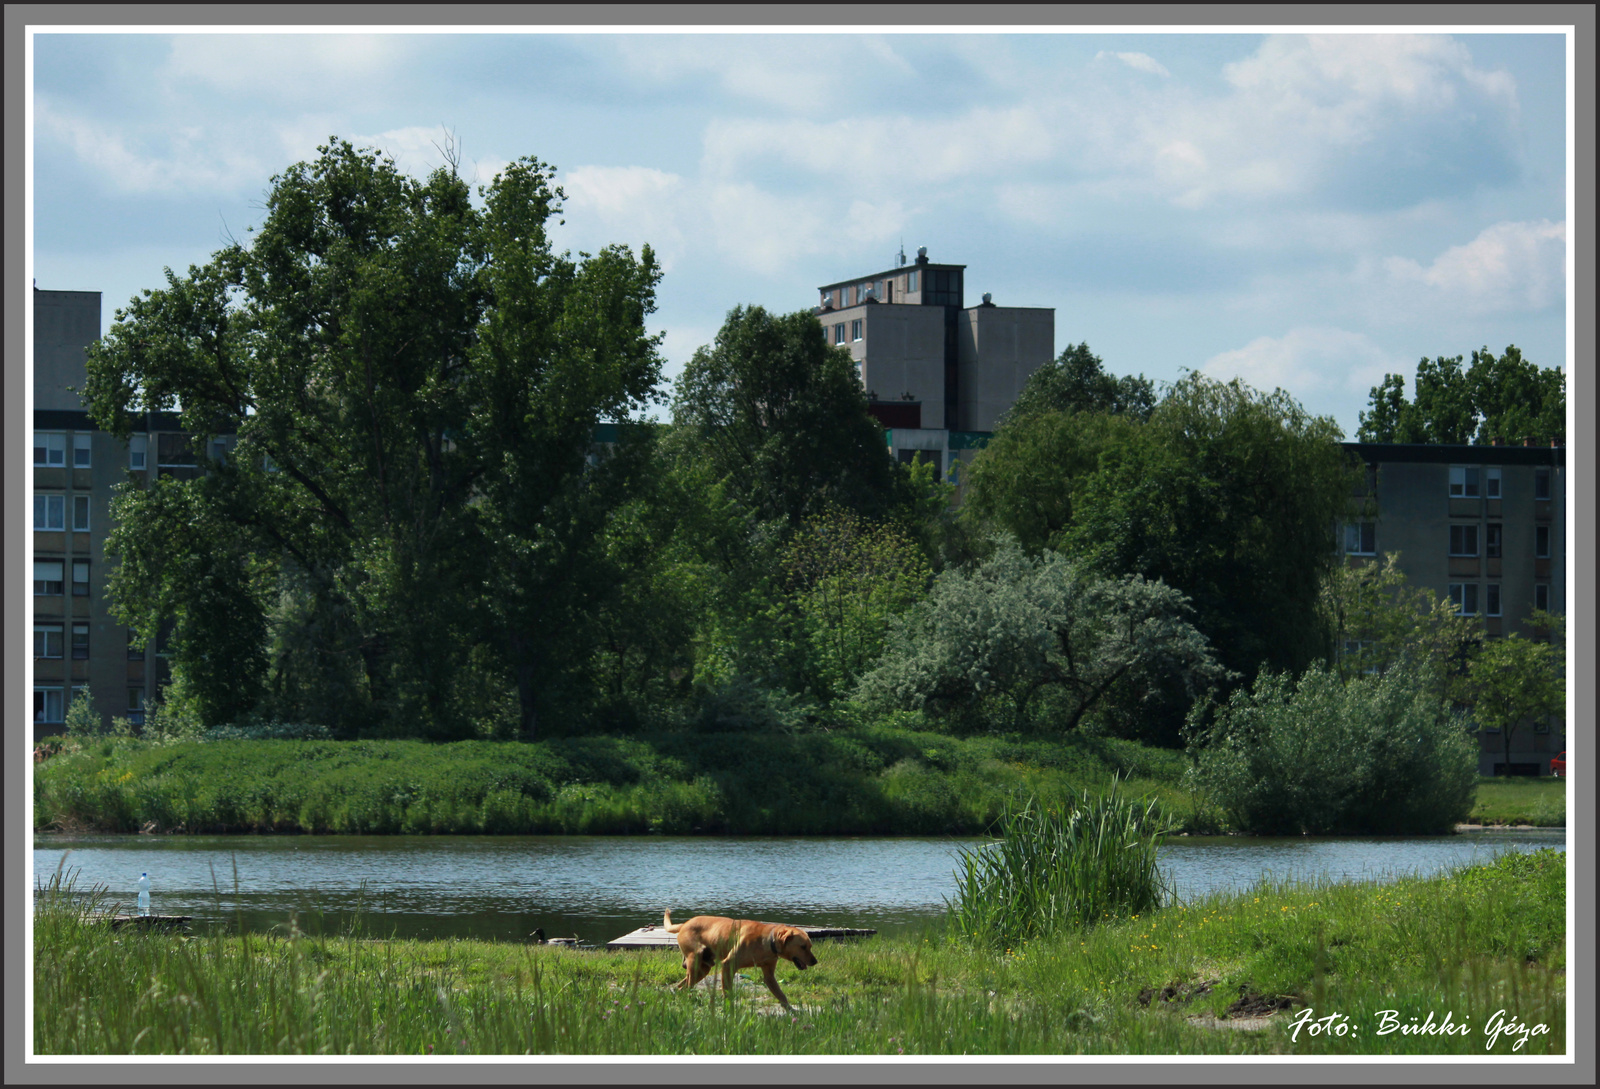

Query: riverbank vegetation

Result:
[32,727,1193,836]
[33,848,1565,1056]
[70,139,1564,837]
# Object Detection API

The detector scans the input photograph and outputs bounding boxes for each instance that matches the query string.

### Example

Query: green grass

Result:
[1468,776,1566,827]
[32,727,1198,836]
[33,849,1564,1056]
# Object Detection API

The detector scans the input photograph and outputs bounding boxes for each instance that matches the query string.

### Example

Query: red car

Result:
[1550,752,1566,777]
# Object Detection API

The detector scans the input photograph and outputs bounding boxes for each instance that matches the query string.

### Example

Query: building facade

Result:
[31,288,198,742]
[815,248,1054,494]
[1339,441,1567,775]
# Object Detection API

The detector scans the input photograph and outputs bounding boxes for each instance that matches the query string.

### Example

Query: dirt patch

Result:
[1226,990,1298,1017]
[1137,978,1218,1007]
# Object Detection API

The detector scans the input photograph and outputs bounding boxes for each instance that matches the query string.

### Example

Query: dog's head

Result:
[769,926,818,970]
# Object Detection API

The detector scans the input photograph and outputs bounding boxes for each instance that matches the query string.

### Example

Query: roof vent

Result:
[915,246,929,264]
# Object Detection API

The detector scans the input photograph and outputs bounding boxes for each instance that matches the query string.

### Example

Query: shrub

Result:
[202,722,336,742]
[1187,660,1477,835]
[946,782,1173,948]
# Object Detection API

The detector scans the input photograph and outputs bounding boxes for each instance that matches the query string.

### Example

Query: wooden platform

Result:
[98,914,193,933]
[605,923,876,951]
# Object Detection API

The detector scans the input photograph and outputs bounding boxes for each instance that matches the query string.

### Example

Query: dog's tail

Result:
[662,909,683,933]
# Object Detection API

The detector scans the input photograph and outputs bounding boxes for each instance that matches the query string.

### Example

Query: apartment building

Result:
[31,288,200,742]
[1339,441,1567,775]
[815,247,1053,495]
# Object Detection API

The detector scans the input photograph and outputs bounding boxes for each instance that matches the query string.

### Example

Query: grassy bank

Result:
[32,728,1194,836]
[1468,776,1566,827]
[33,849,1565,1056]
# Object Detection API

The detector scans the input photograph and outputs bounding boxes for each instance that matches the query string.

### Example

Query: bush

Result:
[202,722,335,742]
[946,782,1173,948]
[1187,660,1477,835]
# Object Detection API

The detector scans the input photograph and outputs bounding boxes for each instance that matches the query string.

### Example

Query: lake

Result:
[32,829,1564,945]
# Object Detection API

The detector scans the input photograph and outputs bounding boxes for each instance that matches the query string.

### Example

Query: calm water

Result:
[32,829,1564,945]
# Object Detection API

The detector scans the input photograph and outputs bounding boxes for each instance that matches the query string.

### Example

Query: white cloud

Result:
[164,34,411,101]
[1383,219,1565,312]
[1202,327,1405,398]
[561,165,689,268]
[34,96,270,194]
[1096,51,1171,77]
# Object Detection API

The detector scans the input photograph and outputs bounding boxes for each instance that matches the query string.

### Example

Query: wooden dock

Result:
[605,923,876,951]
[98,914,193,933]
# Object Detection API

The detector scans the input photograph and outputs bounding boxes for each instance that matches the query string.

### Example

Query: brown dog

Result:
[662,910,818,1012]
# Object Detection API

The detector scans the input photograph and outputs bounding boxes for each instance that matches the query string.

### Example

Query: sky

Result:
[28,25,1572,438]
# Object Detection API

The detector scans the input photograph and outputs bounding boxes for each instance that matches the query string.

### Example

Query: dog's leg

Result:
[760,965,794,1012]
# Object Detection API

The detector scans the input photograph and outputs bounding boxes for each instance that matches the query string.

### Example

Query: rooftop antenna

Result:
[897,240,906,268]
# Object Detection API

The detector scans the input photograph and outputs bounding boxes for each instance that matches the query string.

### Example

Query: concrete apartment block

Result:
[1341,442,1567,775]
[815,248,1054,469]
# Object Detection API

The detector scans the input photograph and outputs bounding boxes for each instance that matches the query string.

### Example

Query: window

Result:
[157,433,197,476]
[34,560,64,596]
[1449,466,1480,497]
[1448,524,1478,556]
[1343,521,1376,555]
[73,494,91,532]
[129,435,147,470]
[127,630,145,662]
[128,687,146,726]
[70,685,89,712]
[34,688,64,724]
[1486,584,1501,617]
[208,438,229,464]
[73,433,92,468]
[34,432,66,467]
[1534,468,1551,500]
[34,494,65,530]
[1535,525,1550,559]
[908,270,919,293]
[1534,584,1549,611]
[834,323,846,345]
[1485,467,1501,498]
[1449,583,1478,616]
[821,290,832,308]
[72,559,90,596]
[851,319,862,342]
[72,623,90,660]
[34,624,64,659]
[1486,523,1502,559]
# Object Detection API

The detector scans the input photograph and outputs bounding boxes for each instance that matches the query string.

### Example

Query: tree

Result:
[1001,342,1156,424]
[856,537,1227,734]
[1062,373,1353,682]
[1465,615,1566,775]
[960,409,1140,554]
[780,505,932,700]
[1320,552,1480,701]
[1356,346,1565,445]
[670,305,907,527]
[85,139,663,739]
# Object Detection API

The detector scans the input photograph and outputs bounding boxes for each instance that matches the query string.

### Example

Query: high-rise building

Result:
[32,288,187,742]
[815,247,1054,491]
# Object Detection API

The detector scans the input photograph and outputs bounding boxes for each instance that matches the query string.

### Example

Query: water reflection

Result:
[33,829,1563,945]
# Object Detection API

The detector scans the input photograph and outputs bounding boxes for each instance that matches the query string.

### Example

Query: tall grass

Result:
[947,781,1173,948]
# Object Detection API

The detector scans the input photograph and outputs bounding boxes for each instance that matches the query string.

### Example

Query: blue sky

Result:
[29,27,1571,437]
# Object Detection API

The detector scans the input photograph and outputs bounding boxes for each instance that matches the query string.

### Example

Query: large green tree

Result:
[1356,346,1565,444]
[670,305,907,527]
[85,139,663,739]
[1061,374,1353,682]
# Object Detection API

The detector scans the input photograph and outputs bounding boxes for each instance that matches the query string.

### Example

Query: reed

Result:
[946,781,1173,948]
